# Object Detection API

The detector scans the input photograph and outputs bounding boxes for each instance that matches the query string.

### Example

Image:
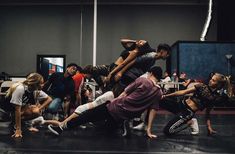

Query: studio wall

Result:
[0,2,217,76]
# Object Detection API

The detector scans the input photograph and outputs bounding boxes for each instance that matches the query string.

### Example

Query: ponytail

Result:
[225,76,234,98]
[6,73,43,98]
[6,82,22,98]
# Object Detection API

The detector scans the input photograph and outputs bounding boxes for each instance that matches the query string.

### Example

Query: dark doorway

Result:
[37,55,66,81]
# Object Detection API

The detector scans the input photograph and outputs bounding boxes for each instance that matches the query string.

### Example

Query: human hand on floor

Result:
[146,129,157,139]
[207,127,217,136]
[12,129,22,138]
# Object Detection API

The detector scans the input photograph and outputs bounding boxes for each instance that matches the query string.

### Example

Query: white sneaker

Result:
[190,118,199,135]
[122,120,131,137]
[52,113,60,121]
[79,125,87,129]
[30,116,45,125]
[132,122,146,131]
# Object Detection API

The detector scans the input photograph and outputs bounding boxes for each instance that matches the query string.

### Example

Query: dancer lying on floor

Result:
[161,73,233,136]
[48,66,163,138]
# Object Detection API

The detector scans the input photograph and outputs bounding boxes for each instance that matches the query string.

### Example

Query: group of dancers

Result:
[0,38,233,139]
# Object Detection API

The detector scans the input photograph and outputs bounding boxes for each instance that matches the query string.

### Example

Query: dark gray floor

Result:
[1,114,235,154]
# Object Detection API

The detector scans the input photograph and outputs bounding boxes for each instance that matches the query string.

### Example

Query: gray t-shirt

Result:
[107,77,162,122]
[123,52,157,81]
[10,84,48,106]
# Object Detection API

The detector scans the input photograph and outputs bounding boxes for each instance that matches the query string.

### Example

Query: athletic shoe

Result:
[122,120,131,137]
[30,116,45,125]
[48,124,63,136]
[132,122,146,131]
[190,118,199,135]
[79,125,87,129]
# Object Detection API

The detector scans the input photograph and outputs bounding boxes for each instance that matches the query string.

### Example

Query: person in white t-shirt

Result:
[161,71,172,92]
[5,73,52,138]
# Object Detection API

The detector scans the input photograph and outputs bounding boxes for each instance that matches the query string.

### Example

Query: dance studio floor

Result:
[1,113,235,154]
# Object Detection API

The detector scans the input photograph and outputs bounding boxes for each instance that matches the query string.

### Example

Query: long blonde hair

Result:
[6,73,43,98]
[214,73,234,97]
[226,76,234,97]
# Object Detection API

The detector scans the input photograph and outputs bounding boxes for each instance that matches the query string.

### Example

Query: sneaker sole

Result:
[48,125,59,136]
[191,132,199,135]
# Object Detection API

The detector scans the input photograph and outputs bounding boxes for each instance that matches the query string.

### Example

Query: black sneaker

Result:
[48,124,63,136]
[122,120,131,137]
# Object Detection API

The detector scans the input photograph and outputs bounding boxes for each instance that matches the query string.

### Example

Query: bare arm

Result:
[205,107,217,135]
[182,79,192,88]
[146,109,158,138]
[12,105,22,138]
[121,38,136,49]
[114,59,136,82]
[164,87,196,98]
[118,91,127,98]
[107,39,147,80]
[75,92,82,106]
[75,80,84,106]
[108,50,138,78]
[114,56,124,66]
[38,96,52,111]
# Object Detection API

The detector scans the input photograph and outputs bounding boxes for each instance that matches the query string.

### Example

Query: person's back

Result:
[114,52,157,95]
[123,52,157,80]
[107,77,162,121]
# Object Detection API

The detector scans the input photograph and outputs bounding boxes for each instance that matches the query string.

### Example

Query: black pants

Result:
[163,100,195,135]
[67,103,118,130]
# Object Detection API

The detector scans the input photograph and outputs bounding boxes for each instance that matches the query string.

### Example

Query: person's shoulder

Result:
[136,52,156,61]
[143,52,156,57]
[13,83,25,95]
[137,77,152,84]
[36,90,48,97]
[73,73,82,78]
[137,77,148,81]
[14,83,24,91]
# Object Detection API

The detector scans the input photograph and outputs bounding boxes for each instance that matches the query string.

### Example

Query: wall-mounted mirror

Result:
[37,55,66,81]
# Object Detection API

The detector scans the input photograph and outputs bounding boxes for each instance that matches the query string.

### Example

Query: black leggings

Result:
[67,103,118,130]
[163,100,195,135]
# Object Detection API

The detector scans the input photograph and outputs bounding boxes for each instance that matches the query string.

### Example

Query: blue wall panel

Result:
[171,42,235,81]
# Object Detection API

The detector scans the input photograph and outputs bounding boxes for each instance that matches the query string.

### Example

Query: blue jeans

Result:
[47,97,63,113]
